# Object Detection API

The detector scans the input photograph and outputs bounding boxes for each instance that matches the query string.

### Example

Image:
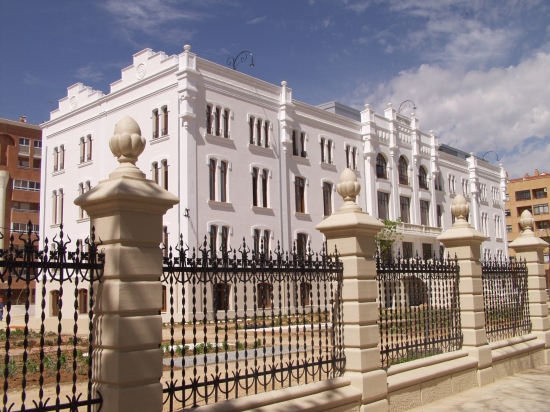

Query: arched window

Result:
[398,156,408,185]
[162,160,168,190]
[153,109,160,138]
[376,154,387,179]
[419,166,428,189]
[162,106,168,136]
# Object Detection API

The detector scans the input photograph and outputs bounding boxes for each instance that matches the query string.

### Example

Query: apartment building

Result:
[505,169,550,287]
[0,117,42,311]
[40,46,507,319]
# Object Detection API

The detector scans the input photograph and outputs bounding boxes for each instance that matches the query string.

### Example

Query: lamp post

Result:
[481,151,499,162]
[227,51,255,71]
[398,100,417,114]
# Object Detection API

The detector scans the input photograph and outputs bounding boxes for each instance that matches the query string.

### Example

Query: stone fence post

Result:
[437,195,493,386]
[75,116,179,412]
[509,210,550,363]
[316,169,386,412]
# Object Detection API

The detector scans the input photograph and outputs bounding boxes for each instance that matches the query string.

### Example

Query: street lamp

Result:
[398,100,417,114]
[227,51,255,71]
[481,151,499,162]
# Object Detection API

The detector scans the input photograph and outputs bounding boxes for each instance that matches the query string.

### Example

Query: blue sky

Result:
[1,0,549,178]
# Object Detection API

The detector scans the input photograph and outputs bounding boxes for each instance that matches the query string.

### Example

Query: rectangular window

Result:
[215,107,221,136]
[327,140,332,164]
[153,162,159,184]
[399,196,410,223]
[18,157,29,169]
[296,233,308,258]
[261,169,268,207]
[209,225,217,252]
[420,200,430,226]
[351,147,357,170]
[214,284,230,311]
[515,190,531,201]
[18,138,30,155]
[377,191,389,220]
[252,167,259,206]
[249,116,254,144]
[263,230,270,252]
[33,140,42,157]
[13,180,40,191]
[517,205,532,216]
[223,109,229,138]
[402,242,413,259]
[323,182,332,216]
[292,130,298,156]
[345,146,350,168]
[206,105,212,134]
[209,159,216,201]
[256,119,262,146]
[437,205,442,228]
[253,229,261,255]
[220,226,229,252]
[162,107,168,136]
[162,161,168,190]
[300,132,306,157]
[33,158,41,170]
[220,161,227,202]
[505,209,511,217]
[533,203,548,215]
[263,121,269,147]
[257,282,273,309]
[320,138,325,163]
[533,188,547,199]
[537,221,549,230]
[295,177,305,213]
[422,243,432,260]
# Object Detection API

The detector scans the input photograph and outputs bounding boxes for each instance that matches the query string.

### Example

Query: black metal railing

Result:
[161,236,344,411]
[0,222,104,412]
[376,251,462,368]
[481,258,531,342]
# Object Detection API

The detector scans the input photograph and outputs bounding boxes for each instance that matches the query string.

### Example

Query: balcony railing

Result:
[376,169,389,180]
[418,175,429,190]
[398,222,443,235]
[399,175,410,185]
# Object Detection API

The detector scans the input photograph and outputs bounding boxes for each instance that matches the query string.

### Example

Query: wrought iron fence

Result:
[0,223,104,412]
[481,258,531,342]
[376,252,462,368]
[161,236,344,411]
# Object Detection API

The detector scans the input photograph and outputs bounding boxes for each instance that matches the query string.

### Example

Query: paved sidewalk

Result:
[408,364,550,412]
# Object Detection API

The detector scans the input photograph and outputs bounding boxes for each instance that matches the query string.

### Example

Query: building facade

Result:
[40,46,507,319]
[505,169,550,287]
[0,117,42,311]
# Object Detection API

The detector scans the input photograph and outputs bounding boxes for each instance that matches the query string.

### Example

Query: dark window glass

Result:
[264,121,269,147]
[533,188,547,199]
[256,119,262,146]
[323,182,332,216]
[300,132,306,157]
[534,203,548,215]
[153,110,159,138]
[215,107,221,136]
[377,192,389,220]
[320,138,325,163]
[257,283,273,309]
[402,242,413,259]
[300,282,311,307]
[295,177,305,213]
[437,204,442,228]
[422,243,432,260]
[419,166,428,189]
[252,167,259,206]
[398,156,408,185]
[220,161,227,202]
[263,230,270,252]
[261,169,268,207]
[515,190,531,201]
[223,109,229,138]
[206,105,212,134]
[209,159,216,201]
[162,107,168,136]
[249,117,255,144]
[296,233,308,258]
[253,229,261,256]
[209,225,217,253]
[292,130,298,156]
[400,196,410,223]
[376,154,387,179]
[221,226,229,252]
[214,283,231,311]
[420,200,430,226]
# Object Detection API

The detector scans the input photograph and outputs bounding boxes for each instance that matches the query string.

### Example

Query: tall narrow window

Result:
[152,162,159,184]
[261,169,268,207]
[263,230,270,252]
[59,145,65,170]
[215,107,221,136]
[163,226,169,258]
[223,109,229,138]
[80,137,85,163]
[377,191,389,220]
[249,117,255,144]
[323,182,332,217]
[402,242,413,259]
[422,243,432,260]
[257,283,273,309]
[256,119,262,146]
[253,229,261,255]
[52,191,58,224]
[437,205,442,228]
[419,166,428,189]
[252,167,259,206]
[400,196,410,223]
[296,233,308,258]
[206,105,212,134]
[398,156,408,185]
[221,226,229,252]
[162,160,168,190]
[53,147,59,172]
[327,140,332,164]
[263,121,269,147]
[162,107,168,136]
[295,177,305,213]
[420,200,430,226]
[320,138,325,163]
[300,283,311,307]
[345,146,350,168]
[292,130,298,156]
[376,154,387,179]
[351,147,357,170]
[209,159,216,201]
[153,109,160,138]
[78,289,88,315]
[209,225,217,253]
[86,135,92,161]
[220,161,227,202]
[59,189,64,224]
[214,283,230,311]
[79,183,85,219]
[300,132,306,157]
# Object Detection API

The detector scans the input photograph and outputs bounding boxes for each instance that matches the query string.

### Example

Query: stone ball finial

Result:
[184,44,191,52]
[281,81,287,87]
[337,168,361,211]
[519,209,534,232]
[110,116,146,165]
[451,194,469,223]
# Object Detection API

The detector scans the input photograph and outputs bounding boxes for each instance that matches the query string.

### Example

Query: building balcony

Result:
[398,222,443,236]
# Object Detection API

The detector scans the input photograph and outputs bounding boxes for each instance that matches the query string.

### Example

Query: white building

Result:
[40,46,507,318]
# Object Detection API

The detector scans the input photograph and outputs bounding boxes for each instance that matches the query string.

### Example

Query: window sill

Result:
[291,156,310,166]
[52,170,65,176]
[151,135,170,145]
[78,161,93,168]
[205,133,235,147]
[320,162,337,171]
[50,224,61,229]
[207,200,233,209]
[252,206,274,215]
[77,217,90,223]
[17,166,30,170]
[248,143,273,154]
[294,212,311,221]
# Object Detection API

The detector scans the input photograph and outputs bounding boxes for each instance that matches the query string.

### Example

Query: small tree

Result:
[375,218,402,261]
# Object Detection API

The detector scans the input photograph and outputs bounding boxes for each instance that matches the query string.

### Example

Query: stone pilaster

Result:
[437,194,493,386]
[316,169,387,412]
[509,210,550,363]
[75,116,179,412]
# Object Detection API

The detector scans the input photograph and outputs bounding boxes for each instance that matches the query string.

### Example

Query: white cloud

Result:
[247,16,267,24]
[352,52,550,177]
[75,65,104,83]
